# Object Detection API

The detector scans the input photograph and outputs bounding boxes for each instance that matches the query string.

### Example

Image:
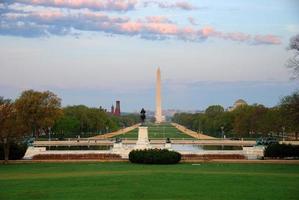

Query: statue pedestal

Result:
[165,143,172,150]
[135,127,150,149]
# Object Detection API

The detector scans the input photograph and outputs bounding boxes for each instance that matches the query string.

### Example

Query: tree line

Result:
[172,91,299,139]
[0,90,139,163]
[52,105,139,138]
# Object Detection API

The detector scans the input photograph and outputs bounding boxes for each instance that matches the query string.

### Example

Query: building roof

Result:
[234,99,247,105]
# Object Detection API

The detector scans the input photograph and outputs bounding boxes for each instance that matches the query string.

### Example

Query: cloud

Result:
[2,0,138,12]
[253,35,281,45]
[221,32,251,42]
[188,17,198,25]
[0,6,281,45]
[144,0,198,10]
[3,0,198,12]
[146,16,173,24]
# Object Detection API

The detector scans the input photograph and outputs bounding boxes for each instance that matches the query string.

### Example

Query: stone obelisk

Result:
[155,67,163,123]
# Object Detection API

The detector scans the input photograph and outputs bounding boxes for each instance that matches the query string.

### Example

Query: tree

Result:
[232,104,269,137]
[14,90,63,138]
[259,107,284,136]
[287,34,299,79]
[232,105,255,136]
[52,115,80,135]
[58,105,126,137]
[205,105,224,117]
[0,99,29,164]
[279,91,299,139]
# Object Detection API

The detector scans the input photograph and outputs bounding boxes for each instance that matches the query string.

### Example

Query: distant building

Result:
[228,99,248,111]
[114,100,121,116]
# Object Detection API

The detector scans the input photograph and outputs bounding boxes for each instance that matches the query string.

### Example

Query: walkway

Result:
[171,123,216,139]
[89,123,140,139]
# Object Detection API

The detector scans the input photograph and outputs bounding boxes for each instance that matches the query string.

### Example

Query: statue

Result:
[140,108,146,125]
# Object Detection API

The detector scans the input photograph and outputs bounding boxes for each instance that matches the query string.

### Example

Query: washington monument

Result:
[155,67,163,123]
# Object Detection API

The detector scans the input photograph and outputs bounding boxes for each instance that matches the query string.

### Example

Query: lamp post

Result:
[48,127,51,150]
[221,126,224,139]
[48,127,51,141]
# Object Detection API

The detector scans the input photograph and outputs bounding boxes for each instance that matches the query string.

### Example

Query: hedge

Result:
[129,149,181,164]
[0,142,27,160]
[32,153,121,160]
[264,144,299,158]
[182,154,245,160]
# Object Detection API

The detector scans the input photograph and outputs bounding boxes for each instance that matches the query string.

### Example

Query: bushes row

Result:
[264,144,299,158]
[32,153,121,160]
[129,149,181,164]
[0,142,27,160]
[45,145,111,151]
[182,154,245,160]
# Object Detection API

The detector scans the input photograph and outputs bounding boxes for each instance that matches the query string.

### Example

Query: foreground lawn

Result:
[0,162,298,200]
[115,122,193,139]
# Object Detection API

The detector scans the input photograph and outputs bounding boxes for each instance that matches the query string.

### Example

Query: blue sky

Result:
[0,0,298,111]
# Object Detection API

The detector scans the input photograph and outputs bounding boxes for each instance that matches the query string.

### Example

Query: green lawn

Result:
[0,162,298,200]
[115,122,193,139]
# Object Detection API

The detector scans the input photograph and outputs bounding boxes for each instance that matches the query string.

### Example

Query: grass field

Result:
[115,123,193,139]
[0,162,298,200]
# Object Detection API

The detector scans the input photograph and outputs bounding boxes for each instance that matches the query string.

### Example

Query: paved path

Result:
[171,123,216,139]
[89,124,140,139]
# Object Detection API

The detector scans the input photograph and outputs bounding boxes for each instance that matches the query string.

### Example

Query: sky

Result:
[0,0,299,112]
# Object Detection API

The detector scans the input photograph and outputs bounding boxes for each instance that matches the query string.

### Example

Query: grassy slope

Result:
[0,162,298,200]
[115,123,193,139]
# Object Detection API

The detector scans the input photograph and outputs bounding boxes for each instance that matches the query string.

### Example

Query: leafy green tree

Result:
[205,105,224,117]
[258,107,283,136]
[232,105,267,137]
[52,116,80,135]
[15,90,63,138]
[173,92,299,139]
[56,105,139,137]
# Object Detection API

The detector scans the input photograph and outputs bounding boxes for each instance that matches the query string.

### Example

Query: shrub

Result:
[182,154,245,160]
[264,144,299,158]
[32,153,121,160]
[129,149,181,164]
[0,142,28,160]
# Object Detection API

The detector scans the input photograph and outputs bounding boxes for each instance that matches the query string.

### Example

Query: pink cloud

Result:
[121,20,179,35]
[11,0,138,11]
[146,16,172,23]
[254,34,281,45]
[32,10,65,19]
[145,22,178,34]
[120,21,142,33]
[201,27,215,37]
[1,8,282,45]
[181,27,196,34]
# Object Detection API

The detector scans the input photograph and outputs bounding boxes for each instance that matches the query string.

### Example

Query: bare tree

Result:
[287,34,299,79]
